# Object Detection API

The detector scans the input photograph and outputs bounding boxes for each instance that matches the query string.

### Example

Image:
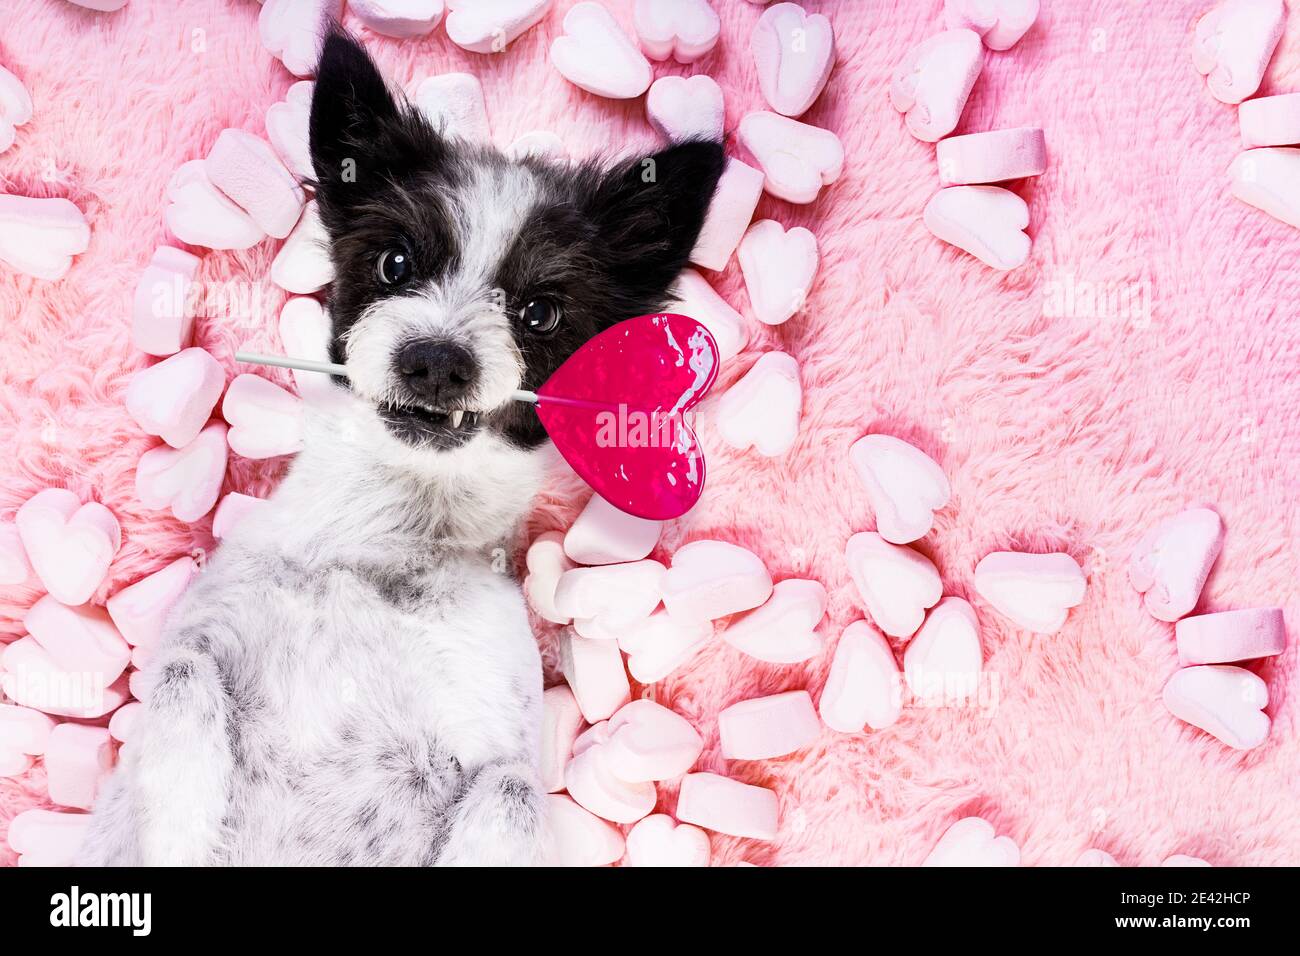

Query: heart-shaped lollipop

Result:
[237,313,720,520]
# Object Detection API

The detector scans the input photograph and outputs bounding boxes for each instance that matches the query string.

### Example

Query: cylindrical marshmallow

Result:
[718,690,821,760]
[676,772,779,840]
[1239,93,1300,148]
[937,127,1047,186]
[1175,607,1286,666]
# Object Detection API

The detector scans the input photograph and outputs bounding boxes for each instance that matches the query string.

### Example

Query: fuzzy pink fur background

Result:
[2,0,1299,866]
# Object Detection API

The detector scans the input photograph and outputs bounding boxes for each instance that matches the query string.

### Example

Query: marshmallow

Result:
[45,724,115,810]
[691,158,764,271]
[559,631,631,723]
[1,637,131,719]
[265,80,315,182]
[591,699,703,781]
[222,373,305,459]
[944,0,1040,51]
[16,489,120,606]
[845,532,941,639]
[936,127,1048,186]
[272,201,334,294]
[131,245,201,356]
[550,2,653,99]
[6,809,91,867]
[676,772,779,840]
[633,0,720,64]
[135,421,229,522]
[923,817,1020,866]
[1230,147,1300,230]
[205,128,305,240]
[751,2,834,118]
[616,610,713,683]
[505,130,567,161]
[716,351,802,457]
[259,0,341,77]
[24,595,130,686]
[924,185,1030,271]
[0,521,32,586]
[1192,0,1285,105]
[212,492,269,539]
[164,160,264,251]
[0,194,91,280]
[277,296,334,400]
[66,0,129,9]
[738,111,844,204]
[662,540,772,623]
[1240,93,1300,147]
[565,494,662,565]
[737,219,818,326]
[1075,848,1120,867]
[415,73,491,142]
[524,531,577,625]
[0,704,56,767]
[1128,507,1224,622]
[546,794,625,866]
[1163,854,1212,867]
[446,0,552,54]
[646,75,725,142]
[1176,608,1286,666]
[565,735,656,824]
[352,0,444,38]
[1163,664,1269,750]
[722,578,826,664]
[541,684,585,793]
[974,551,1086,635]
[554,559,665,629]
[108,700,143,743]
[106,556,196,649]
[819,620,902,733]
[904,597,981,704]
[849,434,950,544]
[666,269,747,361]
[719,690,820,760]
[891,30,983,142]
[0,65,33,155]
[125,348,226,449]
[625,815,711,866]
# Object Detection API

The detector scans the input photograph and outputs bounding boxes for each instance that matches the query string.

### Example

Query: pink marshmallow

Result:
[666,268,747,361]
[646,75,725,142]
[1230,147,1300,229]
[924,185,1031,271]
[559,631,631,723]
[616,609,713,683]
[0,703,57,756]
[212,491,268,540]
[135,421,229,522]
[739,110,844,204]
[106,556,197,649]
[554,559,665,629]
[266,80,315,182]
[819,620,902,733]
[1,637,131,718]
[849,434,950,545]
[891,29,983,143]
[524,531,577,625]
[164,160,264,251]
[974,550,1085,634]
[936,127,1047,186]
[1175,608,1286,666]
[222,373,305,459]
[722,578,826,663]
[0,194,91,281]
[662,540,772,623]
[750,1,835,118]
[1075,848,1120,867]
[716,351,803,458]
[271,200,334,294]
[625,814,710,866]
[633,0,721,64]
[904,596,982,705]
[352,0,444,39]
[737,219,819,327]
[1163,664,1269,751]
[676,772,779,840]
[565,733,656,824]
[16,489,120,606]
[594,699,703,782]
[719,689,820,760]
[6,809,91,867]
[944,0,1040,51]
[125,347,226,449]
[446,0,551,54]
[1192,0,1285,105]
[846,532,941,638]
[258,0,341,77]
[0,520,33,586]
[541,684,585,793]
[131,245,201,356]
[923,816,1020,866]
[24,595,130,686]
[1240,92,1300,147]
[550,2,653,100]
[108,700,143,743]
[545,794,625,866]
[45,723,116,810]
[690,158,764,271]
[277,296,335,401]
[1129,507,1224,622]
[564,494,662,565]
[205,129,305,239]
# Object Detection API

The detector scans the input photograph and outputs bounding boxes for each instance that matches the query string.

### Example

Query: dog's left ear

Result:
[587,139,726,303]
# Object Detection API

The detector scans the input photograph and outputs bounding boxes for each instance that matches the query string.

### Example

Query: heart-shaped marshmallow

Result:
[0,521,33,586]
[0,194,91,281]
[738,220,818,326]
[16,489,120,605]
[125,348,226,449]
[1239,93,1300,147]
[565,493,662,565]
[106,555,197,650]
[24,595,130,686]
[135,421,229,522]
[446,0,552,54]
[212,491,268,540]
[1163,853,1213,867]
[259,0,342,77]
[1175,607,1286,666]
[845,532,941,639]
[719,689,820,760]
[0,704,55,777]
[415,73,491,142]
[1163,664,1269,750]
[924,185,1030,270]
[615,609,713,683]
[662,540,772,623]
[505,130,567,161]
[45,723,115,810]
[904,597,981,704]
[676,772,779,840]
[0,65,33,155]
[634,0,720,64]
[923,817,1020,866]
[944,0,1040,51]
[109,700,143,743]
[625,815,711,866]
[131,245,201,356]
[738,110,844,203]
[590,699,703,781]
[542,684,585,793]
[164,160,264,251]
[222,373,305,459]
[936,127,1048,186]
[277,297,335,400]
[722,578,826,663]
[554,559,665,630]
[890,29,983,143]
[1128,507,1224,622]
[850,434,951,544]
[691,158,765,271]
[646,75,725,142]
[1192,0,1285,105]
[524,531,577,625]
[751,2,835,117]
[559,630,631,723]
[546,794,625,866]
[716,351,802,457]
[667,269,747,361]
[266,80,315,183]
[352,0,445,38]
[550,2,652,99]
[205,129,305,240]
[5,809,92,867]
[974,551,1085,635]
[1075,848,1120,867]
[1,637,130,719]
[1230,147,1300,230]
[565,731,656,823]
[272,201,334,294]
[819,620,902,733]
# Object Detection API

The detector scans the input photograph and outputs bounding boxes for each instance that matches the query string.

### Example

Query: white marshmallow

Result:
[666,268,747,361]
[944,0,1040,51]
[550,2,652,99]
[1230,147,1300,230]
[722,578,825,664]
[904,597,981,705]
[616,610,713,683]
[676,772,779,840]
[0,194,91,280]
[849,434,950,544]
[559,630,631,723]
[845,532,941,639]
[646,74,725,142]
[923,817,1020,866]
[633,0,720,64]
[545,793,625,866]
[819,620,902,733]
[265,80,315,183]
[891,29,983,142]
[751,2,834,118]
[1163,664,1269,751]
[1128,507,1224,622]
[277,296,335,400]
[564,493,662,565]
[351,0,444,38]
[738,110,844,204]
[222,373,305,459]
[205,128,305,240]
[737,219,818,326]
[272,200,334,294]
[541,684,585,793]
[590,698,703,781]
[524,531,577,625]
[446,0,553,54]
[716,351,802,457]
[924,185,1031,271]
[719,689,820,760]
[691,158,764,271]
[259,0,341,77]
[625,814,710,866]
[1192,0,1285,104]
[662,540,772,623]
[553,559,665,629]
[974,550,1085,635]
[565,733,656,823]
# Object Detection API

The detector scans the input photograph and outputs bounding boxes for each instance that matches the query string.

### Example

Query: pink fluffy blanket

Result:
[2,0,1298,866]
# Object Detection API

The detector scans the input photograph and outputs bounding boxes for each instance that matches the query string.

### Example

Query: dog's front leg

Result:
[437,758,547,866]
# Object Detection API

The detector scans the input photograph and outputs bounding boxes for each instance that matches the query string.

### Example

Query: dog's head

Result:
[307,30,724,476]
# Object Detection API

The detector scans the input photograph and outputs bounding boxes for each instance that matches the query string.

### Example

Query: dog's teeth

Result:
[450,410,464,429]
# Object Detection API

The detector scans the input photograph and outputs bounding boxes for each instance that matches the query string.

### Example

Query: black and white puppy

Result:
[82,29,723,866]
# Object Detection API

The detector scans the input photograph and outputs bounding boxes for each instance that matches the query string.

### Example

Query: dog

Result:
[81,28,724,866]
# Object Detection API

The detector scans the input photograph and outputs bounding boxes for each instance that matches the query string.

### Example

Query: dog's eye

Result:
[377,248,413,286]
[520,298,561,335]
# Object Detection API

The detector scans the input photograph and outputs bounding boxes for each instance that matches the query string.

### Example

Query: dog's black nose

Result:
[396,340,478,406]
